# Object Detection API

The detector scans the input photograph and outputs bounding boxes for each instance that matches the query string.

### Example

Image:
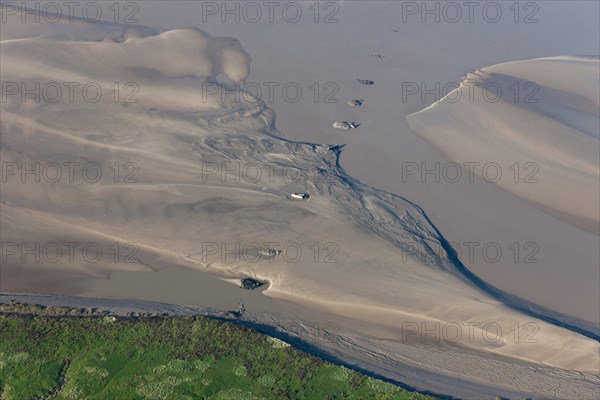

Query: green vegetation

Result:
[0,303,433,400]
